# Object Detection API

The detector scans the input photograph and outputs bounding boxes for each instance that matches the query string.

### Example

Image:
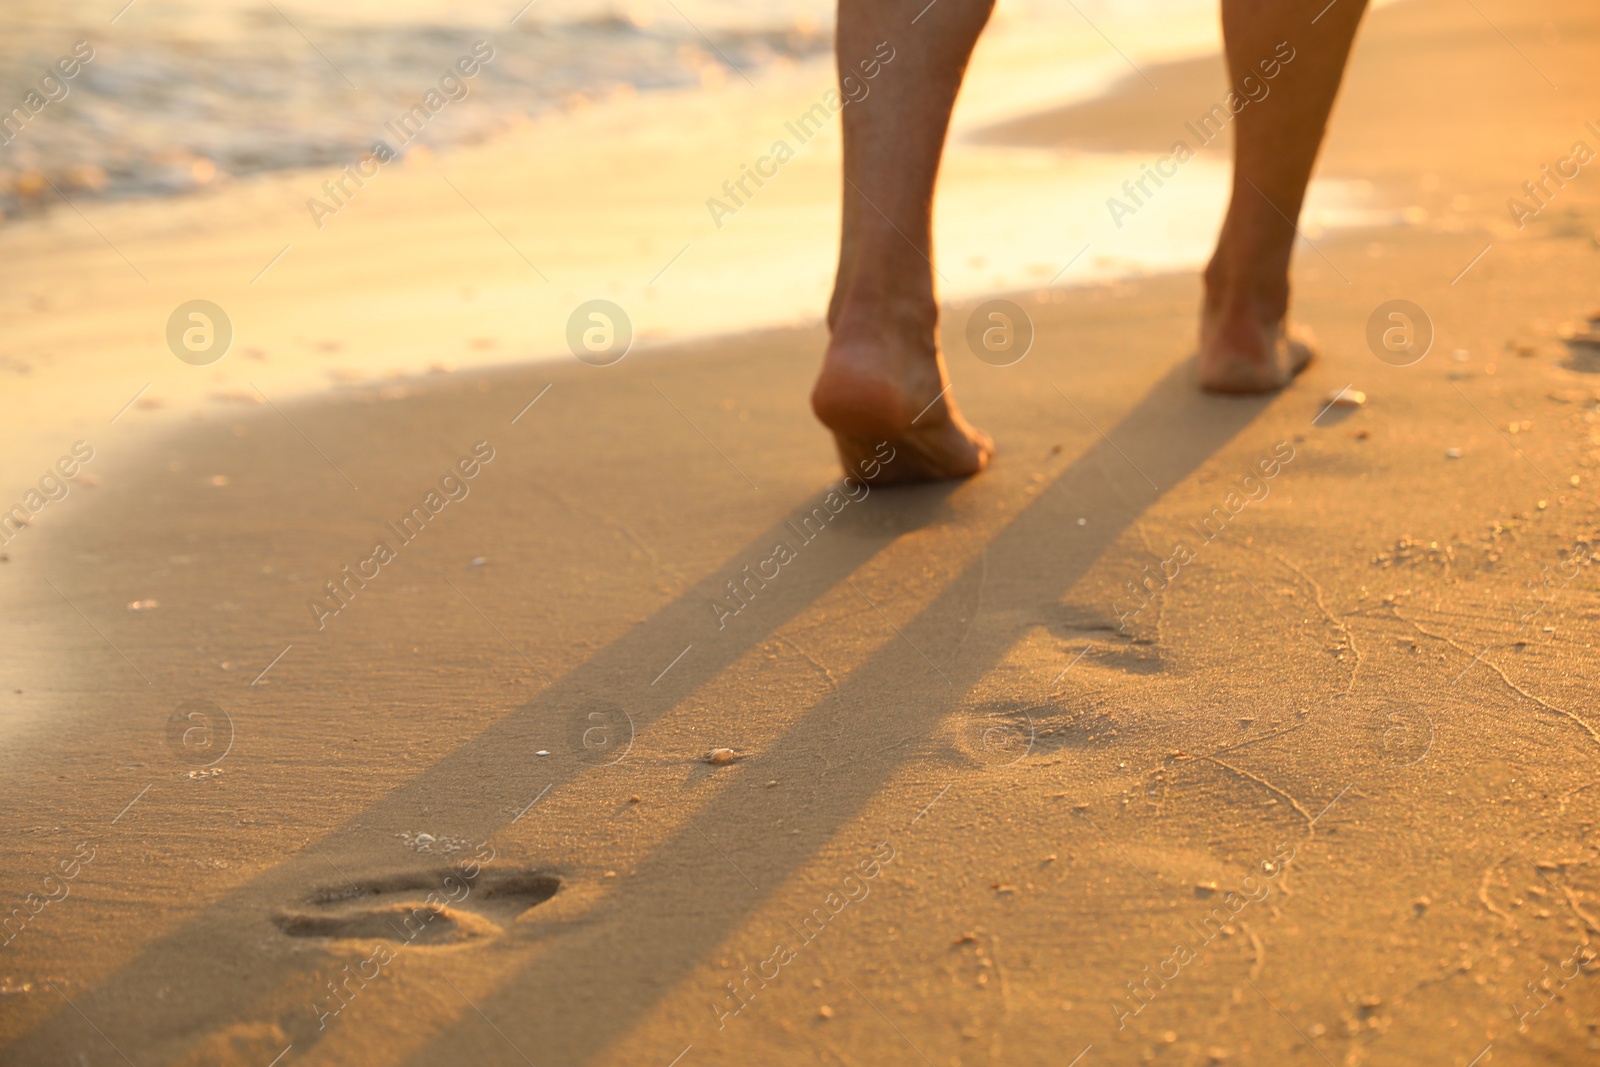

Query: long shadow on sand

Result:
[6,359,1270,1064]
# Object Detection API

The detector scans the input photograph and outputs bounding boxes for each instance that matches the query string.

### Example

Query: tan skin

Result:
[811,0,1371,482]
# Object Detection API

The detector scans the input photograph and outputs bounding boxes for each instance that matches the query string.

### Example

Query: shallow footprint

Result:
[471,870,563,921]
[275,902,496,945]
[274,867,560,944]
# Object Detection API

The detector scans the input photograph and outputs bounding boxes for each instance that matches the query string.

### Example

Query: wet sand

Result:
[4,0,1600,1064]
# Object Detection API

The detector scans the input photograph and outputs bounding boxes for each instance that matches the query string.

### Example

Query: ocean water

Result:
[0,0,1231,214]
[0,0,1409,366]
[0,0,837,211]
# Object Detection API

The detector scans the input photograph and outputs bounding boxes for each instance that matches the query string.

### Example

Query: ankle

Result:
[1202,255,1289,326]
[829,280,939,346]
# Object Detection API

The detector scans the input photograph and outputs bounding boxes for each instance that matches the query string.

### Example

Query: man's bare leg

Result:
[1198,0,1369,392]
[811,0,995,482]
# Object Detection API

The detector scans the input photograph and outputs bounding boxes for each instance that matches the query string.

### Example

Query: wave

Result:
[0,1,832,215]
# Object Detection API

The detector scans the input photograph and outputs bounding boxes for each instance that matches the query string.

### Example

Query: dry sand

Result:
[4,0,1600,1064]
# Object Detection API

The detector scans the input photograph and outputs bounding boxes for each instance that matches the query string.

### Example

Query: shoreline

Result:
[0,12,1394,506]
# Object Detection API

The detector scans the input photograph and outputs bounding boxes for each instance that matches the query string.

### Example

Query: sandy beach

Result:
[4,0,1600,1064]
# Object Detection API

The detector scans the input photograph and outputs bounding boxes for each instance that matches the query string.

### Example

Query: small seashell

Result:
[1328,388,1366,407]
[704,748,739,765]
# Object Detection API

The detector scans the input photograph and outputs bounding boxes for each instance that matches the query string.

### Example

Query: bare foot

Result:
[811,321,993,484]
[1197,298,1315,394]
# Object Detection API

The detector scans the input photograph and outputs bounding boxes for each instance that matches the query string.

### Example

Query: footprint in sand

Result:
[273,868,560,946]
[1562,312,1600,372]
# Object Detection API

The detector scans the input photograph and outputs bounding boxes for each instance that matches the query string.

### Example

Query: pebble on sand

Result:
[1327,388,1367,407]
[705,748,740,765]
[127,599,160,612]
[1445,448,1463,459]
